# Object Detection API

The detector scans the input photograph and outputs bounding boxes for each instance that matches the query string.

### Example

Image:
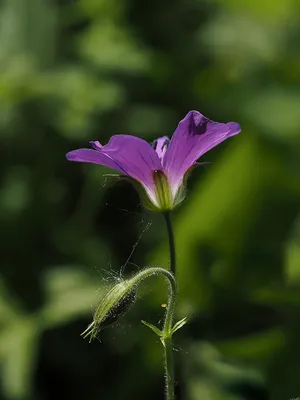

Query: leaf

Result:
[0,316,39,400]
[141,320,162,337]
[41,267,103,328]
[267,312,300,400]
[215,329,285,361]
[171,316,188,335]
[102,173,120,177]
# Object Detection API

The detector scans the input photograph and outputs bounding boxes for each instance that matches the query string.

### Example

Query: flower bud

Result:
[98,288,137,329]
[82,281,137,341]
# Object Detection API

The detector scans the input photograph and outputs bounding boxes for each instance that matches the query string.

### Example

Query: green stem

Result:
[164,337,175,400]
[161,269,176,400]
[130,267,177,335]
[163,212,177,400]
[164,212,176,276]
[131,267,176,400]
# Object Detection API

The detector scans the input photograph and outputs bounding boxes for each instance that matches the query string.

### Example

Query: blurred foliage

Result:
[0,0,300,399]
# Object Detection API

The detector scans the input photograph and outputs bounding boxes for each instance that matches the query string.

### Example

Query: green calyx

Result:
[126,177,160,211]
[152,170,173,211]
[173,183,186,208]
[123,172,174,212]
[112,170,190,212]
[171,164,200,208]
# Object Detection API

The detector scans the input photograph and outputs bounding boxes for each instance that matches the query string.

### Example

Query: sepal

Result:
[170,316,188,335]
[141,320,162,337]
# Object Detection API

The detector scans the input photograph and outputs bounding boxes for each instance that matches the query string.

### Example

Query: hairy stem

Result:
[164,337,175,400]
[164,212,176,276]
[163,211,177,399]
[130,267,176,400]
[160,269,176,400]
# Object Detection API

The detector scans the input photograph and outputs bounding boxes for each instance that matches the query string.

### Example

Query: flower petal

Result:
[97,134,162,187]
[163,110,241,192]
[66,149,127,174]
[90,141,102,150]
[67,135,162,198]
[152,136,170,160]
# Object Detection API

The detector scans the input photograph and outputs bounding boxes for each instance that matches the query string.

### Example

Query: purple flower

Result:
[66,110,241,211]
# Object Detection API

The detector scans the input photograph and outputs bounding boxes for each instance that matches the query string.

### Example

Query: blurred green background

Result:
[1,0,300,399]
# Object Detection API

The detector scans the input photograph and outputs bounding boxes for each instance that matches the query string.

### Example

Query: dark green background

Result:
[1,0,300,399]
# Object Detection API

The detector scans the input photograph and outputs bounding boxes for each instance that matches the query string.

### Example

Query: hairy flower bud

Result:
[82,281,137,341]
[97,288,137,329]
